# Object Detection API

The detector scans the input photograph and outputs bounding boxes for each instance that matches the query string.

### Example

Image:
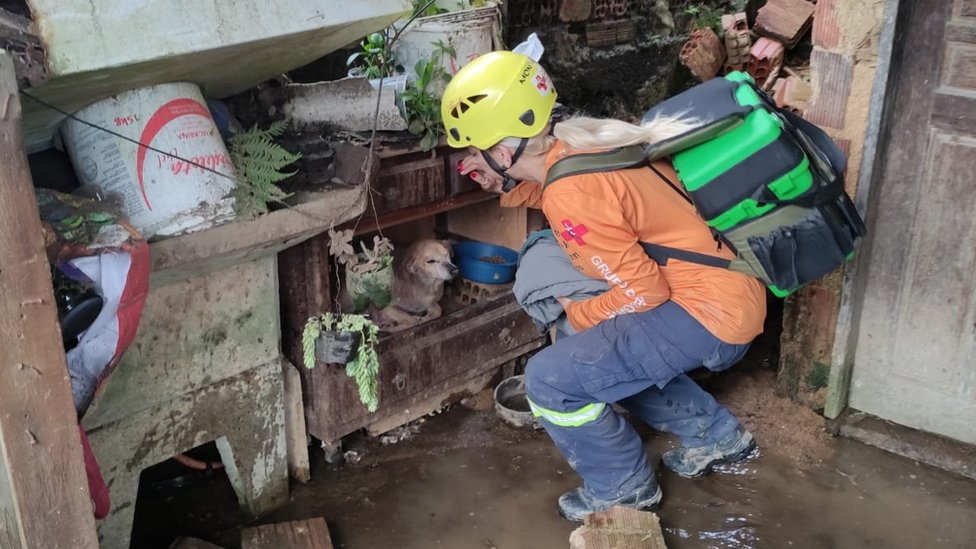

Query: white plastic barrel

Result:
[392,5,500,97]
[61,82,237,239]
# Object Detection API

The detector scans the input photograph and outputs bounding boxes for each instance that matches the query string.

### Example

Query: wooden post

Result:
[0,52,99,548]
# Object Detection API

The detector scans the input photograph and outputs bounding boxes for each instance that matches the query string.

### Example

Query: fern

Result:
[230,121,301,220]
[302,313,381,412]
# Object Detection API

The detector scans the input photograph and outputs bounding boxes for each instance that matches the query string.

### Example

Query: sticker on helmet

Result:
[533,66,552,96]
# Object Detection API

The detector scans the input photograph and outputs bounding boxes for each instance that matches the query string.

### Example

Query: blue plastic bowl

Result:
[452,241,519,285]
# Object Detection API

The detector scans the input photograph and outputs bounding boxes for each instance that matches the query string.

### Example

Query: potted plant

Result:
[402,39,455,151]
[302,312,381,412]
[392,1,500,100]
[329,228,395,312]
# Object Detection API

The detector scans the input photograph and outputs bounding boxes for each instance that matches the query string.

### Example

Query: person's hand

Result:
[458,152,505,194]
[556,297,572,309]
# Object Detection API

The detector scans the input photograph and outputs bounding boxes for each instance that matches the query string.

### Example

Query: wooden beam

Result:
[341,189,495,236]
[0,52,98,548]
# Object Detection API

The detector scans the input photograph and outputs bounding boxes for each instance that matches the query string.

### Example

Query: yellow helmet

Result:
[441,51,558,149]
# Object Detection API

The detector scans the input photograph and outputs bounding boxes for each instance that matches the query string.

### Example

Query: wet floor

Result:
[135,401,976,549]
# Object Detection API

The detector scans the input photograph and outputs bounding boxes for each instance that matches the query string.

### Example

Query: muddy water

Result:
[258,409,976,549]
[132,404,976,548]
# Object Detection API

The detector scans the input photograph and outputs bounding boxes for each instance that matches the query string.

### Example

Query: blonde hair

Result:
[497,114,698,158]
[554,114,698,151]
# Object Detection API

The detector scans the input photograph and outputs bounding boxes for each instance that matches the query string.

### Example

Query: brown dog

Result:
[372,239,457,332]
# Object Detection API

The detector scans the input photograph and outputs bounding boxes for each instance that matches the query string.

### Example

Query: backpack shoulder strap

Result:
[544,146,648,187]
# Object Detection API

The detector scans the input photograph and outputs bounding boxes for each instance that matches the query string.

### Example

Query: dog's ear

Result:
[405,254,421,275]
[440,239,457,257]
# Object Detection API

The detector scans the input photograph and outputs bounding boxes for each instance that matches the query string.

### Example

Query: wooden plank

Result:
[569,506,668,549]
[242,518,333,549]
[0,52,98,549]
[283,360,312,483]
[340,189,495,236]
[305,294,544,443]
[373,156,446,215]
[446,198,530,251]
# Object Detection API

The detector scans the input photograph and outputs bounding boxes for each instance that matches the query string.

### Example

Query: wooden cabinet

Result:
[278,141,545,451]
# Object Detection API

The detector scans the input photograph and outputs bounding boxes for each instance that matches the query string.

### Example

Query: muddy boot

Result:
[663,427,756,479]
[557,479,663,522]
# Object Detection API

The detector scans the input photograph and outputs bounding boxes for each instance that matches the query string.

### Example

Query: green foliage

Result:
[230,121,300,219]
[403,39,456,151]
[347,32,402,79]
[302,313,382,412]
[413,0,449,17]
[683,3,724,34]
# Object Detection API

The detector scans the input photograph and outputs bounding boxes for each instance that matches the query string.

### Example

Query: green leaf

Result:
[420,132,438,151]
[408,119,426,135]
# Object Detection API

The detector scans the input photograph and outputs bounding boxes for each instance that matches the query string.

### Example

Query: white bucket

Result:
[61,82,237,239]
[393,4,500,97]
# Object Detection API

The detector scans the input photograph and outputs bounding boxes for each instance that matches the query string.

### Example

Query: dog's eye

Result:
[426,259,437,264]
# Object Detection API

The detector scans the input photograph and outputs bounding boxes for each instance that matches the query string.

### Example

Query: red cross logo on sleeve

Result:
[560,219,588,246]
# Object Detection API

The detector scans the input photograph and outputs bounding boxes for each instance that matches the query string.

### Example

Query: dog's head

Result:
[406,239,458,281]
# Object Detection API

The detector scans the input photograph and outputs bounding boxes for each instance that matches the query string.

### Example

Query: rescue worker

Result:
[441,51,766,521]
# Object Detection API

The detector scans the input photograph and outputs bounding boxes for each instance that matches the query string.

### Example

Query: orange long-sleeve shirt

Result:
[503,141,766,344]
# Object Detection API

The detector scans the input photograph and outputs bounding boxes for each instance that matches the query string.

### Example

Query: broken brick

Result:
[755,0,815,49]
[679,27,727,82]
[804,47,854,129]
[747,37,785,88]
[773,75,813,114]
[813,0,841,49]
[559,0,592,22]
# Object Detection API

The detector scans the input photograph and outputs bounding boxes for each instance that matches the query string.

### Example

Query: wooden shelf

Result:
[340,189,496,236]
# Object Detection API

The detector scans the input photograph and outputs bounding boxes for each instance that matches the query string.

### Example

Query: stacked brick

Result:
[747,0,816,104]
[722,12,751,73]
[804,0,854,130]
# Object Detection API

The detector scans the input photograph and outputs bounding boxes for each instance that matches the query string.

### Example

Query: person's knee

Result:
[524,347,561,401]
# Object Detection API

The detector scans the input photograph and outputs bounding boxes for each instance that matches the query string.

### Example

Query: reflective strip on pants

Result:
[528,399,606,427]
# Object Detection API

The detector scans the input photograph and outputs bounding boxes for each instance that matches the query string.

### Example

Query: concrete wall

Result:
[777,0,886,409]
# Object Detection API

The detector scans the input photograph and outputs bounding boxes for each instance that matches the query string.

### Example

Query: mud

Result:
[133,369,976,549]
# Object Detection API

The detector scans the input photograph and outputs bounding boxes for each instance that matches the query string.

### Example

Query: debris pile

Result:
[678,0,816,116]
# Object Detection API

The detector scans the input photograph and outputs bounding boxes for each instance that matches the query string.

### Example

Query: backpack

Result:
[544,71,866,297]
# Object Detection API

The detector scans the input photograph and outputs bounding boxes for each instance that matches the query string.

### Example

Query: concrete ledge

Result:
[831,409,976,481]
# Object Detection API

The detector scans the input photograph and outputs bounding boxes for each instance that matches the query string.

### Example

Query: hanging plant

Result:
[329,229,395,311]
[302,312,381,412]
[229,120,301,219]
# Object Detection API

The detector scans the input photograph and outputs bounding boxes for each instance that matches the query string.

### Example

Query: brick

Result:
[804,47,854,129]
[679,27,727,82]
[813,0,841,49]
[773,75,813,114]
[559,0,592,22]
[722,12,749,33]
[747,37,785,88]
[755,0,815,49]
[724,28,752,71]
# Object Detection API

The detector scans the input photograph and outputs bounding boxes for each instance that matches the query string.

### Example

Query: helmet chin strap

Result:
[480,138,528,192]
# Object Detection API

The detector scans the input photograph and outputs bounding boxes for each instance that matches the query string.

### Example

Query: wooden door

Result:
[848,0,976,444]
